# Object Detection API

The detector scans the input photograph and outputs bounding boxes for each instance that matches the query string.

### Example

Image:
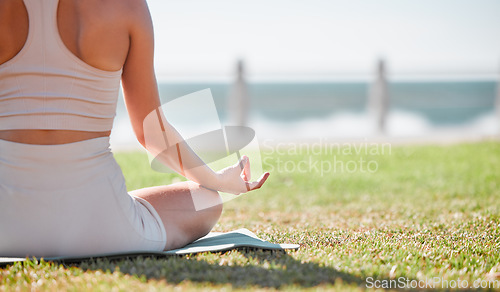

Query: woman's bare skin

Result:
[0,0,132,144]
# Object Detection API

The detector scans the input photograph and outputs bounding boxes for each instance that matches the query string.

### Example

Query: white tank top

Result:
[0,0,122,132]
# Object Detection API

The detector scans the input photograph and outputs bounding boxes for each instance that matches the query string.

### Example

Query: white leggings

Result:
[0,137,166,258]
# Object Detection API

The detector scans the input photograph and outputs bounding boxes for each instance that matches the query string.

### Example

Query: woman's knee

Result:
[190,184,222,230]
[187,182,222,214]
[197,188,222,225]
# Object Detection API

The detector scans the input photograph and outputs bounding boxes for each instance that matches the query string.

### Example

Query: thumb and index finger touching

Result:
[238,155,270,191]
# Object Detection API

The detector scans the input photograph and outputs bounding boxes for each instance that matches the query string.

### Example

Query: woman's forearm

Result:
[142,108,221,190]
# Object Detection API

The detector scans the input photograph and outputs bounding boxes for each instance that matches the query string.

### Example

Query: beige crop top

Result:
[0,0,122,132]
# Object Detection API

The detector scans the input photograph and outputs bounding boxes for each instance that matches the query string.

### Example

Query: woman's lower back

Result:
[0,130,111,145]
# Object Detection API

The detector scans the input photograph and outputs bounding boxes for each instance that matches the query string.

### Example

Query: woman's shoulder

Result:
[74,0,151,24]
[100,0,153,30]
[105,0,151,17]
[76,0,153,38]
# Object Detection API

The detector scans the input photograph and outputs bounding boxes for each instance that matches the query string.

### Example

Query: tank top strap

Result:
[21,0,62,59]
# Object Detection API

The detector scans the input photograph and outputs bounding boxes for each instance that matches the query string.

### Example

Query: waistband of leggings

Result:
[0,137,111,162]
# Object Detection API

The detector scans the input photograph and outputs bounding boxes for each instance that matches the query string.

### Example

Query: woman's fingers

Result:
[235,156,246,176]
[242,155,251,181]
[237,155,251,181]
[248,172,270,191]
[228,156,268,194]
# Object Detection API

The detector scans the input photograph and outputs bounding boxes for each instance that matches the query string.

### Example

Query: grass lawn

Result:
[1,140,499,290]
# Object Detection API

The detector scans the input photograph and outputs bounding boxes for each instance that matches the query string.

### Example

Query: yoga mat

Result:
[0,228,299,266]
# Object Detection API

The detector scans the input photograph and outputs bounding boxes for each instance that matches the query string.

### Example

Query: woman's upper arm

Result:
[121,0,161,146]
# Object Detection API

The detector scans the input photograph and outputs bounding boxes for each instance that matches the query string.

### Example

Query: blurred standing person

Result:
[227,59,250,127]
[368,58,390,134]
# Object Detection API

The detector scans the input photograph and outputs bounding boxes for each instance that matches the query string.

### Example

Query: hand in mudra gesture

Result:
[215,155,270,195]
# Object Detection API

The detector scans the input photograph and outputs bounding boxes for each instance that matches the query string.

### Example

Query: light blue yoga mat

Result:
[0,229,299,266]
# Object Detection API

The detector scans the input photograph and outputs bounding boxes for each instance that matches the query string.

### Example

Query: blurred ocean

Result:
[111,80,499,148]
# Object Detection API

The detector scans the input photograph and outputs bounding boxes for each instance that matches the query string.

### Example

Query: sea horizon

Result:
[110,78,499,150]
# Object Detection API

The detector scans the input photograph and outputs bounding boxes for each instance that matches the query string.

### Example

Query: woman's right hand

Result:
[214,155,270,195]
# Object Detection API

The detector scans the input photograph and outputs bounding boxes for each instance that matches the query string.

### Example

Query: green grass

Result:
[2,141,500,291]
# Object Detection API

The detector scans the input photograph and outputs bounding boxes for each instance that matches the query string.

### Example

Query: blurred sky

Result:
[146,0,500,80]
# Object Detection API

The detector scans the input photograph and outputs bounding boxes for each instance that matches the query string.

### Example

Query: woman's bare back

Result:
[0,0,138,144]
[0,0,132,71]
